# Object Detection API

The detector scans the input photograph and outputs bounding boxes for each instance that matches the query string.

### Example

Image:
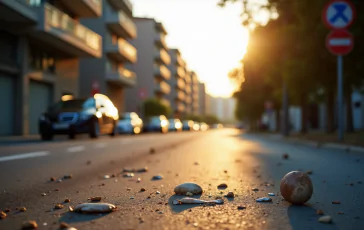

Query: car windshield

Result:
[48,98,95,111]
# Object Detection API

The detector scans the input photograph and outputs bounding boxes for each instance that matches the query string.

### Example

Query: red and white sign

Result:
[326,29,354,55]
[138,88,147,99]
[91,80,100,95]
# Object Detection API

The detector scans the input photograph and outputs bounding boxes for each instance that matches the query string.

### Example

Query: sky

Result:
[130,0,250,98]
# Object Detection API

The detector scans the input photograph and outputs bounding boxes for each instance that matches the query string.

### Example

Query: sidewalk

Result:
[259,132,364,153]
[0,135,41,145]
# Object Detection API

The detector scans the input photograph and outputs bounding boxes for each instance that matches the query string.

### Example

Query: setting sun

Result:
[131,0,249,97]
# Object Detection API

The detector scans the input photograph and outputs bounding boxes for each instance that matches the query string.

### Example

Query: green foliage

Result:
[203,115,220,125]
[143,98,171,118]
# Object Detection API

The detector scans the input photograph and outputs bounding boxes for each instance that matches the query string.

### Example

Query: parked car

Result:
[168,119,182,132]
[192,122,200,131]
[143,115,169,133]
[117,112,143,134]
[39,94,119,140]
[182,120,194,131]
[199,122,209,131]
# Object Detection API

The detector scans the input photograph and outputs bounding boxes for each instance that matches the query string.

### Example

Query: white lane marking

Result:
[67,146,85,153]
[95,143,106,148]
[0,151,49,162]
[329,38,351,46]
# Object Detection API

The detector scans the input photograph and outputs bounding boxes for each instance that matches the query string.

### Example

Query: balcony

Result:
[175,90,185,101]
[177,103,185,112]
[176,78,185,90]
[0,0,37,23]
[155,49,171,65]
[155,34,167,50]
[106,10,136,39]
[106,38,137,63]
[176,55,184,66]
[185,85,191,94]
[59,0,101,18]
[155,81,171,95]
[154,65,171,81]
[107,0,133,13]
[31,3,102,58]
[106,67,136,87]
[176,66,185,78]
[185,96,192,104]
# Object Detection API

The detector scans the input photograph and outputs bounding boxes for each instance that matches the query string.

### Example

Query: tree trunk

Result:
[275,109,280,133]
[300,93,308,134]
[345,87,354,132]
[326,88,335,133]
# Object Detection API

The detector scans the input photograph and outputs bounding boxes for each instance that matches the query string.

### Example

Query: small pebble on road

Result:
[21,220,38,229]
[318,215,332,224]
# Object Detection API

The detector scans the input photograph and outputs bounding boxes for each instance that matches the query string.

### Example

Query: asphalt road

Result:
[0,129,363,230]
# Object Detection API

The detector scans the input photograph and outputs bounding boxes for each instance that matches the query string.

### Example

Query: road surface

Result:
[0,129,363,230]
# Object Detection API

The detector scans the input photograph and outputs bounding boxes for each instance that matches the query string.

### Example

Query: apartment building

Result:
[0,0,102,135]
[191,71,199,115]
[166,49,186,118]
[125,18,171,113]
[80,0,137,113]
[198,83,206,116]
[184,69,192,114]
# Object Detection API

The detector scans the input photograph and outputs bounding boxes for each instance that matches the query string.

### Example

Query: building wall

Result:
[198,83,206,116]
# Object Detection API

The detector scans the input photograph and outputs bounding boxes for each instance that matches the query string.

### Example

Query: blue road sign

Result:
[323,0,355,30]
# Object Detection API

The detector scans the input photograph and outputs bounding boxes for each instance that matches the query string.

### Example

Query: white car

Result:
[117,112,143,134]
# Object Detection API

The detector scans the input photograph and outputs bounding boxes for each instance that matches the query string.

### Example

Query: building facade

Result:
[184,69,192,114]
[79,0,137,113]
[125,18,171,114]
[0,0,102,135]
[166,49,186,118]
[191,71,199,115]
[198,83,206,116]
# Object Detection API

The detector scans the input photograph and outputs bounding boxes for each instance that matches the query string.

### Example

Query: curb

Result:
[255,133,364,153]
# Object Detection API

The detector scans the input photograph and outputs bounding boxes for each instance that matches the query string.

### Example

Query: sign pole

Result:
[337,55,344,141]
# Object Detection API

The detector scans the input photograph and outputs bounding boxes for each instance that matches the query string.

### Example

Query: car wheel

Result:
[89,121,100,138]
[41,132,53,141]
[109,122,117,137]
[68,133,76,139]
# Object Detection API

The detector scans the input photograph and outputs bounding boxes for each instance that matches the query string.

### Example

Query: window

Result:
[29,48,56,73]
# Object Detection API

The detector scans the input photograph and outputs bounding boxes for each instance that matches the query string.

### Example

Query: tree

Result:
[203,115,220,125]
[143,98,171,118]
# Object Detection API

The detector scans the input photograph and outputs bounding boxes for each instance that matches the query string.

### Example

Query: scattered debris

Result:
[237,206,246,210]
[225,192,235,198]
[50,177,56,182]
[156,191,161,194]
[123,173,134,178]
[0,211,6,219]
[186,192,193,196]
[137,178,141,183]
[174,182,203,195]
[217,183,228,189]
[55,204,64,209]
[338,212,344,215]
[59,222,71,229]
[89,197,102,202]
[104,175,110,179]
[130,196,135,199]
[194,162,199,165]
[158,211,163,214]
[252,188,259,192]
[150,148,156,154]
[127,188,132,191]
[268,193,275,196]
[173,197,224,205]
[73,203,117,213]
[4,209,10,213]
[332,201,341,204]
[318,215,332,224]
[63,175,73,179]
[282,153,289,159]
[235,159,242,163]
[86,160,92,165]
[305,170,313,175]
[41,193,47,196]
[316,210,324,215]
[358,181,362,184]
[280,171,313,205]
[224,170,228,173]
[152,175,163,180]
[57,179,62,183]
[21,220,38,229]
[64,199,71,203]
[19,207,27,212]
[140,188,146,192]
[256,197,272,202]
[122,167,148,173]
